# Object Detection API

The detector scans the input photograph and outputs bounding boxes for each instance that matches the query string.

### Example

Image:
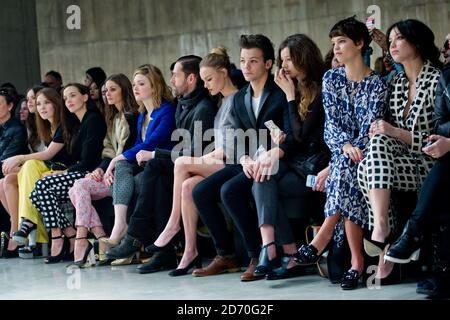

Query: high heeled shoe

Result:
[110,252,141,266]
[0,232,19,258]
[66,237,95,268]
[363,233,394,257]
[45,235,69,264]
[253,242,277,277]
[144,242,174,254]
[99,227,128,248]
[95,235,114,266]
[168,255,202,277]
[12,219,37,246]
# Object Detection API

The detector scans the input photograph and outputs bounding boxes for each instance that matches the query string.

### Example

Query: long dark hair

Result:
[104,74,139,129]
[386,19,443,69]
[26,85,45,151]
[35,88,63,145]
[61,83,96,152]
[277,34,325,120]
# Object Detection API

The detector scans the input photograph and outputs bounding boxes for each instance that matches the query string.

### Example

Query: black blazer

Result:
[67,110,107,172]
[226,76,295,162]
[288,93,329,156]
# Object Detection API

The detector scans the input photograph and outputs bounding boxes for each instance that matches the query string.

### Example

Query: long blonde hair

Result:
[132,64,174,112]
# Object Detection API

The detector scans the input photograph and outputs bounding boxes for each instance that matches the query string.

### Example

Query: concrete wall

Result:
[0,0,41,93]
[35,0,450,85]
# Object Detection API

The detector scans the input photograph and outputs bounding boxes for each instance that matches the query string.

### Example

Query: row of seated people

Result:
[0,16,449,297]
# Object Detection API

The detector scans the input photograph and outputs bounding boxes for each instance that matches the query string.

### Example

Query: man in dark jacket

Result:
[190,34,294,281]
[0,87,28,179]
[106,56,217,272]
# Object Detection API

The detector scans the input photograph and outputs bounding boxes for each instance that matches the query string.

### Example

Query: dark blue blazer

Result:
[122,100,176,161]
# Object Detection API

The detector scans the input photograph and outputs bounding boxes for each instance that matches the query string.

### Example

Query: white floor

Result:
[0,257,425,300]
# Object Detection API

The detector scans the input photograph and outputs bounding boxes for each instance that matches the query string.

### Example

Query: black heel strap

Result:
[51,235,64,240]
[262,241,276,249]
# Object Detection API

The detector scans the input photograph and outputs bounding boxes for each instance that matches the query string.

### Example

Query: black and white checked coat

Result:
[358,61,441,230]
[387,61,441,157]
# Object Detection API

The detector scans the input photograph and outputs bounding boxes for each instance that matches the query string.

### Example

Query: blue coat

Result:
[122,101,176,161]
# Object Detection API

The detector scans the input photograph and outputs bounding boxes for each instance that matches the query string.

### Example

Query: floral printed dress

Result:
[322,67,387,243]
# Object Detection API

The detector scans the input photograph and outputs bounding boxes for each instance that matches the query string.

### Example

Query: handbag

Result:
[288,148,330,179]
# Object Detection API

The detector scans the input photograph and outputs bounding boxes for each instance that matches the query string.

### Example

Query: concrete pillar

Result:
[0,0,41,94]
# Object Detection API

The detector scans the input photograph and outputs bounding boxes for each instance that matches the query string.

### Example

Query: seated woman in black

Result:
[252,34,329,280]
[29,83,107,263]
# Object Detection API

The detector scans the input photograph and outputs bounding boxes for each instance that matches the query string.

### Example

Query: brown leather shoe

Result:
[192,255,241,277]
[240,258,264,282]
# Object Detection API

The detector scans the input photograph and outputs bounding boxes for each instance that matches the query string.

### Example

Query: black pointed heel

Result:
[168,255,202,277]
[67,237,95,268]
[45,235,69,264]
[253,242,277,277]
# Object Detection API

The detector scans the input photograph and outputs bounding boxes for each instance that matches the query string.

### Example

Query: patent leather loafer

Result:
[295,244,320,265]
[340,269,361,290]
[266,256,305,280]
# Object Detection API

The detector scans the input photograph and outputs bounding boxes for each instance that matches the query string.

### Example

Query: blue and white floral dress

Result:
[322,67,387,244]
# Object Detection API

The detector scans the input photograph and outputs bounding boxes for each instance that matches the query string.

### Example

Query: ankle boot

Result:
[385,233,421,264]
[105,234,141,260]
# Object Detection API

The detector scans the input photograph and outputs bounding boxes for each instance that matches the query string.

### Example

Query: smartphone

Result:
[306,175,317,188]
[366,17,375,31]
[424,140,435,148]
[264,120,280,132]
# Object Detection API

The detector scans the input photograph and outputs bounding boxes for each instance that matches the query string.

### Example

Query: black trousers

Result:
[193,164,261,258]
[407,152,450,236]
[127,158,174,245]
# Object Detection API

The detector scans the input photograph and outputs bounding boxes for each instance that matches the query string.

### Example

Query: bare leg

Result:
[153,157,193,247]
[282,243,298,268]
[49,228,64,257]
[0,179,7,213]
[91,225,108,254]
[344,218,364,274]
[369,188,391,242]
[177,175,204,269]
[74,226,89,261]
[310,212,341,254]
[63,226,77,253]
[110,204,128,242]
[3,174,19,250]
[154,157,224,247]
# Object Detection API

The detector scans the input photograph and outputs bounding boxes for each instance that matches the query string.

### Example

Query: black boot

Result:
[385,223,422,264]
[105,234,141,260]
[136,248,178,274]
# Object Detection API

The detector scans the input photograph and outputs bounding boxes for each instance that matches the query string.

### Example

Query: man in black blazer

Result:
[191,34,294,281]
[106,56,217,272]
